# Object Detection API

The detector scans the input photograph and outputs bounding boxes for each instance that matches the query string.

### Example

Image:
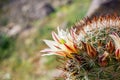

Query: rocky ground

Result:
[0,0,72,37]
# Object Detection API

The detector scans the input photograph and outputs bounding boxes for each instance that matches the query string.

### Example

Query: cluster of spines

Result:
[73,14,120,34]
[63,15,120,80]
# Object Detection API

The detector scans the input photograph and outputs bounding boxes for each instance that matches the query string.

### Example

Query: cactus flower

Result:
[41,28,79,57]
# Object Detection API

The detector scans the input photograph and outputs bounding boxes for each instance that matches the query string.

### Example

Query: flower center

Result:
[60,39,66,44]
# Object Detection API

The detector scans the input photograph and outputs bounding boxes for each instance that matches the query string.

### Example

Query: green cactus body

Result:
[41,15,120,80]
[65,15,120,80]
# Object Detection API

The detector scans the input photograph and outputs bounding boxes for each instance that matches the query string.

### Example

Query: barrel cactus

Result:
[41,15,120,80]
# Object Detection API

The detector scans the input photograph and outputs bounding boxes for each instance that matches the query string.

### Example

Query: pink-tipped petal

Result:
[64,43,74,52]
[112,32,119,37]
[73,44,77,51]
[40,49,53,53]
[52,32,60,43]
[41,53,56,56]
[55,51,66,56]
[42,51,66,56]
[70,28,75,39]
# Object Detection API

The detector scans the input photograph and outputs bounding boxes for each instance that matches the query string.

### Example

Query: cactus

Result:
[41,15,120,80]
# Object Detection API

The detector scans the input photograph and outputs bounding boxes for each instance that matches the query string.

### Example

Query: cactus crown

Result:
[41,15,120,80]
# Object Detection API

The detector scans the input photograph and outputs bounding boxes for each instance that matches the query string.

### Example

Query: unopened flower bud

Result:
[106,41,115,53]
[86,44,97,58]
[115,48,120,60]
[99,51,109,67]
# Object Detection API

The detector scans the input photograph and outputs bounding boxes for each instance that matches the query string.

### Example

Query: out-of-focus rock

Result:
[21,2,55,20]
[0,0,73,38]
[6,23,22,37]
[86,0,120,18]
[18,24,36,39]
[0,23,21,37]
[1,0,73,24]
[2,0,55,24]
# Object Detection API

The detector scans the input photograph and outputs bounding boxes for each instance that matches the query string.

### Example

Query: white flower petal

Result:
[42,51,66,56]
[44,40,58,50]
[52,31,60,43]
[41,27,79,57]
[40,48,55,53]
[41,53,56,56]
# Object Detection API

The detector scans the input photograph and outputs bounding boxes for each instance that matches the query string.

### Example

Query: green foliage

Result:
[0,33,15,61]
[39,25,54,39]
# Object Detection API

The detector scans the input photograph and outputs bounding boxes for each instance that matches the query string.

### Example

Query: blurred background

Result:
[0,0,91,80]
